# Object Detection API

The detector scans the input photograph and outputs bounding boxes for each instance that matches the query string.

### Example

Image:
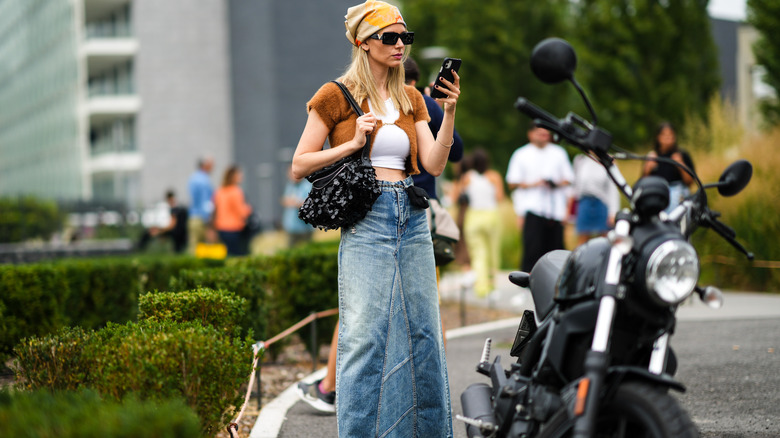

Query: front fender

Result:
[606,365,686,393]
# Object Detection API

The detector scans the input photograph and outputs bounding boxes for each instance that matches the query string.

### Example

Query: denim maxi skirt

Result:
[336,177,453,438]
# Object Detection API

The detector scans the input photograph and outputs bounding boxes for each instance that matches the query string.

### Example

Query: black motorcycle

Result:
[458,38,754,438]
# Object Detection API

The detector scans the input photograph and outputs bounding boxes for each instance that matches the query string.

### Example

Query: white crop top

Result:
[368,97,410,170]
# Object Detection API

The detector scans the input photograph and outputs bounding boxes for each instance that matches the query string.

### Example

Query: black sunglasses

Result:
[368,31,414,45]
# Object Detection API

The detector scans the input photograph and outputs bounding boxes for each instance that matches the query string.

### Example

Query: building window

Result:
[90,117,136,156]
[88,60,134,96]
[85,3,132,38]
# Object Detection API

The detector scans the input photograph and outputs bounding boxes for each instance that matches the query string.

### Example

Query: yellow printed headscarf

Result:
[344,0,406,47]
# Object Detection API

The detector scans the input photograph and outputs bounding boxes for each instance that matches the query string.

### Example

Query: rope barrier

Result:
[701,254,780,269]
[227,307,339,438]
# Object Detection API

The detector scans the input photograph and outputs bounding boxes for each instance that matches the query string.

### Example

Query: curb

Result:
[250,368,327,438]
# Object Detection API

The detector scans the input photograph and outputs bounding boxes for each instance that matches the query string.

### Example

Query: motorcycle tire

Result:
[539,381,698,438]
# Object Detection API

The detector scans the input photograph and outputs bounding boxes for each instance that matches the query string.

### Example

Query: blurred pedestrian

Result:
[281,165,314,247]
[641,122,695,213]
[137,189,188,253]
[455,148,504,297]
[572,153,620,245]
[506,125,574,272]
[450,154,473,268]
[213,165,252,256]
[404,57,464,200]
[187,157,215,253]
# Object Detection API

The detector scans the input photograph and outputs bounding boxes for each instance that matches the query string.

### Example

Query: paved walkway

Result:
[250,270,780,438]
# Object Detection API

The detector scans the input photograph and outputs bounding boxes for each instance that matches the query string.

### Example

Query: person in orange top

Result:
[213,165,252,256]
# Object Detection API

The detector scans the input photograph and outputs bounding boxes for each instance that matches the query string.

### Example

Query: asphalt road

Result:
[265,292,780,438]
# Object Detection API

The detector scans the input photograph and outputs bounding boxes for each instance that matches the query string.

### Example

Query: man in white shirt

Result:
[506,125,574,272]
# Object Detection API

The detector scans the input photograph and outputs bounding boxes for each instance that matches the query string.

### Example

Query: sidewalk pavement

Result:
[251,270,780,438]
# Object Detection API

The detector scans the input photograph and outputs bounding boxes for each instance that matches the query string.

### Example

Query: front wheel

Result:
[541,381,698,438]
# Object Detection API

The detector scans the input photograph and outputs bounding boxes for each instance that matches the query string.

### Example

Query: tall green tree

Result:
[572,0,720,149]
[748,0,780,127]
[402,0,575,174]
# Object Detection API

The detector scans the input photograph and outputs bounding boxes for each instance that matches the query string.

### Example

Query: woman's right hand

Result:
[353,112,376,150]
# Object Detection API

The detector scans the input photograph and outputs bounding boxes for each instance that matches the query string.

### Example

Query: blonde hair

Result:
[339,45,413,116]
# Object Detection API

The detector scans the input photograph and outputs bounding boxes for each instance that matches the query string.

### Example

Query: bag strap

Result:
[430,200,438,234]
[331,81,371,162]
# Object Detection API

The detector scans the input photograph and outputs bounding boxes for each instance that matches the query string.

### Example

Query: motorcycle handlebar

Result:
[516,96,752,260]
[514,97,604,155]
[704,214,754,260]
[515,97,560,128]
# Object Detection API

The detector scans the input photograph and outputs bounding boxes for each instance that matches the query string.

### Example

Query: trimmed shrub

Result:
[13,326,92,391]
[235,246,339,352]
[0,255,226,367]
[169,267,268,340]
[0,196,63,243]
[139,288,250,337]
[58,259,141,329]
[137,255,225,292]
[0,265,69,365]
[0,389,202,438]
[14,319,251,435]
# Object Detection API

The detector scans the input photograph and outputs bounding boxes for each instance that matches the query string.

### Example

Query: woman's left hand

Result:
[434,70,460,115]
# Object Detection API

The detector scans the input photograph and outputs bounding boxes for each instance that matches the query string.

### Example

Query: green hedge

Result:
[169,267,268,340]
[0,196,63,243]
[234,246,339,353]
[14,319,251,435]
[0,265,70,367]
[139,288,250,337]
[0,389,202,438]
[0,256,224,365]
[2,246,339,367]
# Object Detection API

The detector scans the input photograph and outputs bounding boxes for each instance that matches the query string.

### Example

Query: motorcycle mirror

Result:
[530,38,577,84]
[717,160,753,197]
[530,38,599,124]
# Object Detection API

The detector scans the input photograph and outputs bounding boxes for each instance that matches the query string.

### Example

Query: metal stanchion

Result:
[460,282,467,327]
[310,312,318,373]
[256,363,262,410]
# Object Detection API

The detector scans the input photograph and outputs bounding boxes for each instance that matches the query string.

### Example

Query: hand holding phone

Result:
[430,57,461,99]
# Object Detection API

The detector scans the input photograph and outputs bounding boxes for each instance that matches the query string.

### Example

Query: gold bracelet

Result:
[436,137,454,148]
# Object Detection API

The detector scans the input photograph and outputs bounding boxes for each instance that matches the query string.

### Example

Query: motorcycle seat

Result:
[530,250,571,321]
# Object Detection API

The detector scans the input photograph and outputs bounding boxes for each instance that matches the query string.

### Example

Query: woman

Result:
[572,153,621,245]
[455,149,504,298]
[642,122,695,212]
[213,165,252,256]
[291,1,460,436]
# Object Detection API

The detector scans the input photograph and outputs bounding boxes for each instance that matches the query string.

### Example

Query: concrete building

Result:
[711,16,774,132]
[0,0,355,227]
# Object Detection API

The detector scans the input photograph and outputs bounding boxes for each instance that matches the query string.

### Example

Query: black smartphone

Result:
[429,57,461,99]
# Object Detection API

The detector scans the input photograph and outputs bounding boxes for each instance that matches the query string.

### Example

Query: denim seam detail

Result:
[378,405,415,438]
[398,255,418,438]
[382,357,411,383]
[375,267,400,437]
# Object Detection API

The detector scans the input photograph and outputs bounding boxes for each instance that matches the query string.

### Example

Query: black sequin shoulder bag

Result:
[298,81,381,230]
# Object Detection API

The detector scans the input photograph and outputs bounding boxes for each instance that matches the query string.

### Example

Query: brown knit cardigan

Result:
[306,82,430,176]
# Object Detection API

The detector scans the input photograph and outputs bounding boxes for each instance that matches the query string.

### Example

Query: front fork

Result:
[572,217,632,438]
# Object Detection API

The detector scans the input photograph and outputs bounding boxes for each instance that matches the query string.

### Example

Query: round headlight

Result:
[645,240,699,305]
